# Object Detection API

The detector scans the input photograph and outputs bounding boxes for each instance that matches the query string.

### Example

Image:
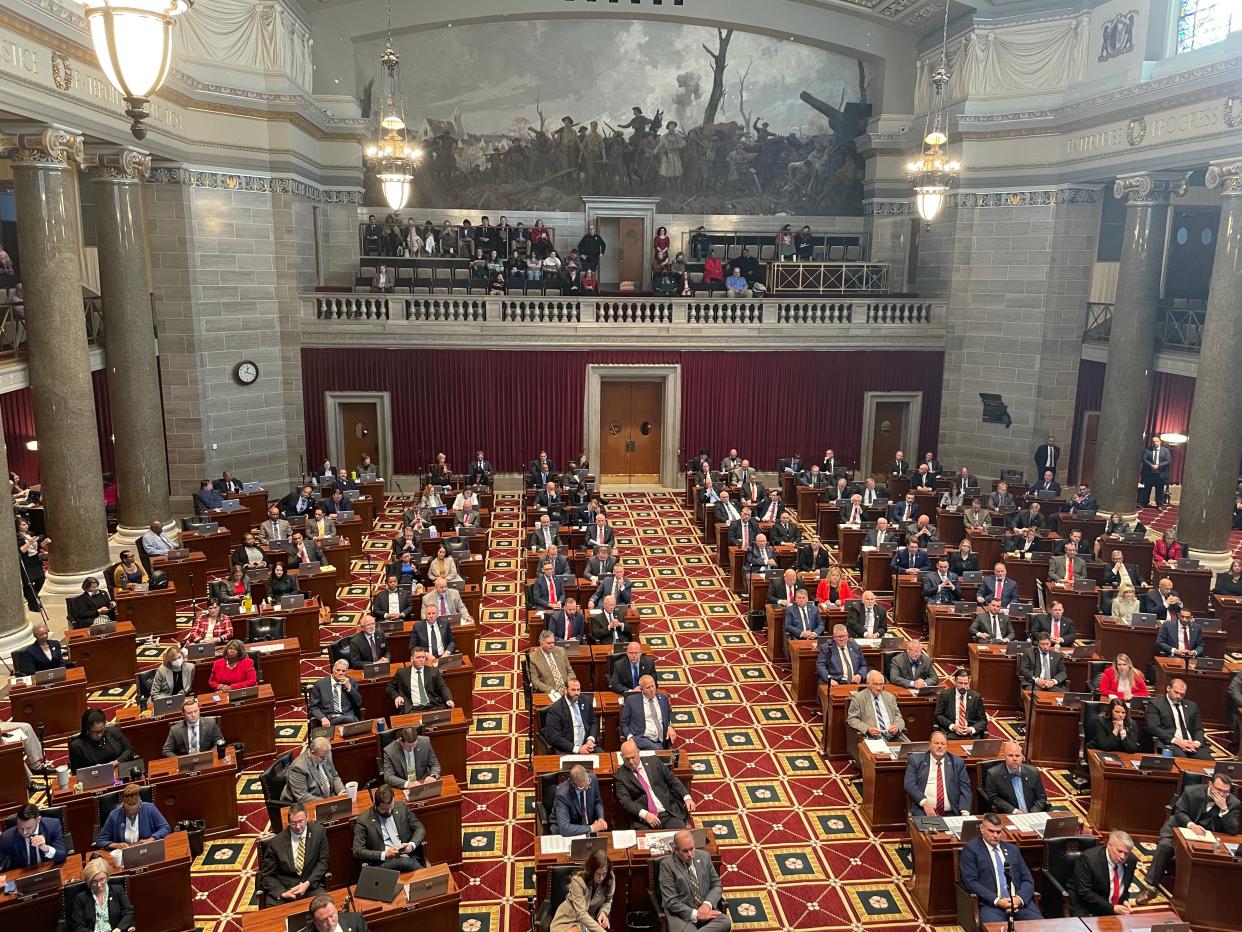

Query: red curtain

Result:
[1144,372,1195,485]
[300,348,944,473]
[0,368,115,483]
[1067,360,1105,482]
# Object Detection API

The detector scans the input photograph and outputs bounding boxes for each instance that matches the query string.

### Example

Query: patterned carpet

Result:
[14,489,1232,931]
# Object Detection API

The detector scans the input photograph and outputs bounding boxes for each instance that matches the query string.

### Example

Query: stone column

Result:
[0,425,34,665]
[1,127,109,628]
[1093,171,1188,517]
[93,148,174,552]
[1175,159,1242,569]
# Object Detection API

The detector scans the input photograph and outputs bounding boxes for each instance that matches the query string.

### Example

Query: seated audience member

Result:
[659,830,731,932]
[184,599,232,646]
[971,597,1014,642]
[346,614,388,670]
[194,479,225,514]
[0,801,67,867]
[1143,773,1238,894]
[351,784,425,872]
[209,639,257,692]
[426,546,462,587]
[796,535,831,572]
[590,565,633,609]
[112,549,148,591]
[935,668,988,739]
[727,506,759,549]
[1029,601,1076,646]
[1145,676,1211,759]
[283,736,346,803]
[1004,525,1040,556]
[1100,549,1142,589]
[1052,529,1086,557]
[287,530,322,569]
[724,266,750,297]
[1152,528,1183,566]
[14,621,66,675]
[95,782,171,849]
[539,543,572,578]
[745,534,779,574]
[590,595,631,645]
[814,566,852,611]
[141,520,177,557]
[818,624,868,685]
[69,576,115,628]
[553,764,608,837]
[528,630,575,696]
[1085,699,1139,754]
[267,561,299,604]
[846,590,888,638]
[259,505,292,544]
[388,650,454,712]
[411,603,457,659]
[231,532,266,571]
[68,709,136,773]
[889,638,935,688]
[768,511,800,546]
[767,568,798,609]
[958,813,1043,923]
[1068,830,1138,917]
[381,725,441,788]
[948,540,979,575]
[609,640,655,695]
[1143,577,1183,620]
[544,595,586,643]
[621,675,675,749]
[309,659,363,727]
[613,739,693,830]
[1048,541,1087,584]
[585,545,617,584]
[1110,584,1142,621]
[1156,607,1204,657]
[890,493,919,526]
[322,487,350,518]
[703,250,724,283]
[542,678,598,755]
[258,801,329,904]
[783,589,823,642]
[551,849,615,932]
[529,516,562,553]
[904,731,972,816]
[1018,634,1067,691]
[847,671,906,743]
[1097,653,1149,701]
[890,539,929,576]
[279,485,314,518]
[305,507,337,542]
[983,742,1050,813]
[963,498,991,529]
[69,856,135,932]
[162,694,225,756]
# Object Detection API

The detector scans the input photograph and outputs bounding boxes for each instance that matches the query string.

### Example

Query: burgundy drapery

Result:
[300,348,944,474]
[0,368,114,483]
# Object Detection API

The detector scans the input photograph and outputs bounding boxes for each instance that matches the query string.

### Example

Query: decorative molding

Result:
[0,125,86,167]
[863,200,910,215]
[878,0,920,18]
[147,166,361,203]
[1205,159,1242,197]
[949,187,1100,209]
[1098,10,1137,63]
[1113,171,1190,204]
[94,147,151,182]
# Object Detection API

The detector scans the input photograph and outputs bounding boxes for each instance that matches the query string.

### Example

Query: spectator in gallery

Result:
[362,214,382,255]
[486,250,504,277]
[372,265,392,293]
[458,218,475,257]
[690,226,711,260]
[439,220,458,256]
[542,249,563,277]
[776,223,796,260]
[530,219,552,258]
[703,249,724,283]
[671,252,692,296]
[564,267,584,295]
[725,266,751,298]
[489,270,507,294]
[653,226,671,263]
[795,225,815,260]
[582,266,599,294]
[470,249,488,281]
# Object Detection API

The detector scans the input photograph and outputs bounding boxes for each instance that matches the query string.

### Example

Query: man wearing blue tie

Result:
[982,742,1050,814]
[0,804,68,868]
[890,539,929,576]
[609,639,656,695]
[959,813,1043,923]
[782,589,824,643]
[551,764,607,837]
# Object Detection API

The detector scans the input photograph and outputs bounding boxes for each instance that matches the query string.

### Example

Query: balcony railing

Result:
[0,296,105,358]
[1083,300,1205,352]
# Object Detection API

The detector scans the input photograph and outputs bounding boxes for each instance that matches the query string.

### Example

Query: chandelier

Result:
[82,0,191,140]
[365,2,420,211]
[905,0,961,222]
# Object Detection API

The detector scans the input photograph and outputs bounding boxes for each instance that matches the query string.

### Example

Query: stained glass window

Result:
[1176,0,1241,52]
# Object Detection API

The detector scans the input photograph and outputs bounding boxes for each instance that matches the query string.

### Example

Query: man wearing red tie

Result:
[761,491,785,524]
[289,530,322,569]
[903,731,972,816]
[1067,830,1138,916]
[532,561,564,610]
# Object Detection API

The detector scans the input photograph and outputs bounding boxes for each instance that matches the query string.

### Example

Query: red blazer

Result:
[1153,540,1183,564]
[183,612,233,645]
[816,577,854,605]
[1097,667,1149,700]
[209,656,256,691]
[704,258,724,282]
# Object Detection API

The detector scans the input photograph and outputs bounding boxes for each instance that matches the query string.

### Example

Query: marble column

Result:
[1,127,109,628]
[1175,159,1242,569]
[93,148,173,553]
[0,425,33,664]
[1093,171,1188,517]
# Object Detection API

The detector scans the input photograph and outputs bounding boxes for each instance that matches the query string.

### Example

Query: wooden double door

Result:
[599,381,663,482]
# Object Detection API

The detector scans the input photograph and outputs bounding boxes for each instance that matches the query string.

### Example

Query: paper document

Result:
[559,754,599,768]
[1177,826,1216,843]
[943,816,972,834]
[1007,812,1050,834]
[855,638,882,648]
[863,738,891,755]
[611,830,638,849]
[539,835,571,855]
[614,751,657,765]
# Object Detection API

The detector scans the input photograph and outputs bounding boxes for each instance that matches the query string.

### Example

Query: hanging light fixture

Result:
[906,0,961,222]
[82,0,191,140]
[365,0,421,211]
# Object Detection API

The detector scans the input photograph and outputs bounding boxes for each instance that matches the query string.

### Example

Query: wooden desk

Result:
[204,505,254,544]
[115,584,178,638]
[335,516,364,560]
[389,708,468,781]
[188,639,300,701]
[9,665,90,739]
[1087,749,1214,837]
[1023,690,1083,769]
[820,683,936,759]
[533,691,621,753]
[242,888,351,931]
[1212,593,1242,650]
[861,549,894,593]
[927,606,974,663]
[1153,656,1234,727]
[983,921,1086,932]
[1172,829,1241,932]
[294,567,339,610]
[115,829,194,932]
[232,598,322,656]
[64,621,137,690]
[152,552,208,600]
[389,616,480,664]
[0,857,83,927]
[532,751,696,834]
[226,488,268,517]
[327,720,381,788]
[1044,585,1102,639]
[1079,911,1181,932]
[1004,556,1050,602]
[1059,514,1107,550]
[895,574,925,631]
[937,509,965,547]
[1159,566,1213,614]
[839,526,864,569]
[180,529,236,574]
[816,502,841,543]
[858,739,992,831]
[1114,538,1155,583]
[968,643,1021,712]
[967,530,1004,576]
[115,683,278,760]
[0,740,28,812]
[1095,615,1159,673]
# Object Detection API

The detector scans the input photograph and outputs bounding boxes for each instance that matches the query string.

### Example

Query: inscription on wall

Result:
[1065,100,1224,156]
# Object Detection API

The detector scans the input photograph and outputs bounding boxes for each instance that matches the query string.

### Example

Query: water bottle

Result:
[1162,745,1173,759]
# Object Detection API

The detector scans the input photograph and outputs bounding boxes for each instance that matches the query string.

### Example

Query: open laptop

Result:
[228,685,260,702]
[13,864,61,896]
[89,620,118,635]
[299,561,322,575]
[185,642,216,662]
[338,720,373,738]
[1137,755,1176,772]
[355,865,402,903]
[405,778,443,802]
[78,762,116,790]
[405,869,451,904]
[242,481,262,493]
[177,750,216,772]
[280,593,307,610]
[420,709,452,727]
[165,548,191,561]
[968,739,1003,757]
[1130,612,1159,628]
[570,836,608,859]
[314,797,353,822]
[437,652,465,671]
[152,694,188,716]
[32,667,67,685]
[217,498,242,512]
[362,661,391,680]
[118,758,145,782]
[1038,814,1080,839]
[121,838,166,869]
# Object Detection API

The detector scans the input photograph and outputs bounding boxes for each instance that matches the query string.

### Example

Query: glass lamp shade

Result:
[914,188,948,223]
[378,172,413,211]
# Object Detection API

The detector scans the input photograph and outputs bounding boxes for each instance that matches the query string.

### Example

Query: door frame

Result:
[581,196,661,290]
[860,391,923,477]
[585,365,681,488]
[324,391,394,481]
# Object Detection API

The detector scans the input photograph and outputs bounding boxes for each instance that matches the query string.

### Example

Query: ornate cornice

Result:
[94,147,152,182]
[951,187,1100,209]
[1113,171,1190,205]
[0,126,86,167]
[1206,159,1242,197]
[147,165,361,203]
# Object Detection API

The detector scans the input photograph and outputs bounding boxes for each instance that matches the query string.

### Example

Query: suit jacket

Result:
[727,517,760,548]
[287,539,323,568]
[846,602,888,638]
[465,460,493,485]
[1034,443,1061,472]
[95,801,171,847]
[911,471,935,489]
[978,576,1020,607]
[259,517,292,543]
[963,509,991,529]
[949,552,981,575]
[1018,648,1068,689]
[745,545,778,573]
[1230,671,1242,710]
[532,573,569,610]
[585,525,615,549]
[69,591,113,628]
[783,603,825,640]
[1100,563,1142,588]
[1069,844,1138,916]
[1028,614,1077,647]
[308,675,363,722]
[960,837,1035,906]
[1145,695,1207,749]
[528,526,563,551]
[736,480,763,504]
[387,664,453,710]
[348,629,390,668]
[846,688,904,736]
[889,652,936,687]
[422,586,467,616]
[983,763,1050,813]
[934,688,989,737]
[890,549,930,574]
[584,555,617,581]
[551,774,606,836]
[658,849,724,921]
[904,751,972,813]
[767,578,799,606]
[592,575,633,607]
[817,640,869,684]
[282,750,346,802]
[161,715,226,757]
[1085,716,1139,754]
[351,802,426,863]
[889,502,920,524]
[410,617,457,657]
[756,500,787,523]
[216,476,245,494]
[987,492,1016,510]
[613,757,689,826]
[528,647,575,694]
[1013,511,1046,531]
[712,500,742,525]
[258,823,330,901]
[769,520,801,546]
[68,881,135,932]
[922,570,962,604]
[1158,783,1240,843]
[589,608,631,645]
[796,545,831,572]
[535,490,566,515]
[1048,554,1087,583]
[1156,618,1205,656]
[887,459,910,476]
[1143,588,1182,620]
[538,554,571,577]
[609,653,656,694]
[545,609,586,642]
[621,692,672,744]
[13,638,66,675]
[1143,445,1172,479]
[380,734,440,786]
[0,816,67,868]
[970,611,1015,642]
[371,590,412,621]
[542,693,599,753]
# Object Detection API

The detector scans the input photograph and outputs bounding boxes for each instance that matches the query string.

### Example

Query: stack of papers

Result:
[943,815,974,835]
[539,835,571,855]
[614,750,657,765]
[855,638,882,648]
[611,830,637,849]
[559,754,599,768]
[1177,826,1216,843]
[1007,812,1050,834]
[863,738,891,756]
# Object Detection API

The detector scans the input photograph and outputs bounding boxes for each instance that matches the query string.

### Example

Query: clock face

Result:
[235,361,259,385]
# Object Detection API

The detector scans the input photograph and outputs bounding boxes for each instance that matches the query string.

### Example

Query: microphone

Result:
[36,722,51,796]
[1001,853,1017,932]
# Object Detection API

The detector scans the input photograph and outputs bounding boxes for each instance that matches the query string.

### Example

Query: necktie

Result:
[28,836,38,865]
[405,748,416,777]
[631,662,639,686]
[991,615,1000,639]
[316,763,329,794]
[272,520,279,537]
[333,684,341,714]
[549,654,565,692]
[1066,559,1073,582]
[439,593,448,615]
[840,648,852,681]
[850,506,859,523]
[1174,702,1189,740]
[800,607,809,631]
[1047,449,1053,468]
[190,724,199,753]
[1011,772,1028,811]
[935,758,946,814]
[412,668,426,706]
[293,835,304,873]
[957,692,967,729]
[742,527,748,549]
[1179,624,1188,650]
[647,697,661,739]
[866,609,874,635]
[767,503,777,521]
[1040,652,1048,680]
[686,860,701,901]
[633,764,658,814]
[1110,862,1122,905]
[580,788,589,823]
[300,545,307,563]
[369,635,378,661]
[1051,619,1060,643]
[430,621,441,656]
[874,696,888,730]
[992,845,1006,899]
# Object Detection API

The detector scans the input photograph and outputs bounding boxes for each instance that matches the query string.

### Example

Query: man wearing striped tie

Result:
[258,802,330,904]
[903,731,972,816]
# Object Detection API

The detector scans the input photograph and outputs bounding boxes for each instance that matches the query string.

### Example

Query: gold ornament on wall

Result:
[51,51,74,92]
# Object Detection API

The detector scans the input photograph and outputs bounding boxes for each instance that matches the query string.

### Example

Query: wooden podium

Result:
[1172,829,1242,931]
[1087,749,1214,837]
[857,738,996,831]
[1022,690,1082,769]
[64,621,137,690]
[9,665,90,739]
[968,643,1021,712]
[115,584,179,637]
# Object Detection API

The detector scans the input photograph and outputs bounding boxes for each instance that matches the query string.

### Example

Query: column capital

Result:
[93,147,151,183]
[0,126,86,168]
[1205,159,1242,197]
[1113,170,1190,205]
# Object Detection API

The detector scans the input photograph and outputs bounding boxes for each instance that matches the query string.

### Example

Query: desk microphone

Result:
[36,722,50,798]
[1001,854,1016,932]
[343,880,357,912]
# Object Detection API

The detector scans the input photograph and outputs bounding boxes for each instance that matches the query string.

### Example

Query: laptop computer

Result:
[959,818,982,842]
[89,620,117,635]
[362,662,391,680]
[280,593,307,610]
[194,522,220,535]
[437,653,465,671]
[1130,612,1159,628]
[969,739,1003,757]
[1039,815,1081,839]
[299,561,322,575]
[1212,760,1242,780]
[14,865,61,896]
[1137,755,1176,772]
[420,709,452,727]
[121,838,166,869]
[220,601,242,616]
[185,642,216,662]
[242,481,262,493]
[570,836,608,860]
[1071,578,1097,592]
[151,695,185,717]
[336,510,356,522]
[896,742,930,759]
[166,548,191,561]
[217,499,242,512]
[338,720,373,738]
[344,489,362,502]
[961,571,983,583]
[1194,657,1225,671]
[177,750,216,772]
[355,865,402,903]
[405,778,443,802]
[405,869,451,904]
[78,763,116,790]
[228,685,260,702]
[32,667,67,685]
[314,797,353,823]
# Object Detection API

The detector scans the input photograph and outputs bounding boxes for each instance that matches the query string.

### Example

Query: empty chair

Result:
[812,244,827,261]
[844,244,863,261]
[725,244,742,261]
[759,244,776,261]
[828,244,846,261]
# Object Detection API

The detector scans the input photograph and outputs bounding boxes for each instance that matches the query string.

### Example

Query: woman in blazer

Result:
[150,644,195,701]
[1110,584,1142,622]
[267,561,299,603]
[209,639,257,692]
[183,600,234,646]
[70,858,134,932]
[1152,529,1183,566]
[1096,653,1149,702]
[550,848,615,932]
[1086,698,1139,753]
[816,566,853,611]
[428,543,462,583]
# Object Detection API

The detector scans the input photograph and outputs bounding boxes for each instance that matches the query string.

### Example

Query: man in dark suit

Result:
[589,597,631,645]
[911,463,935,490]
[531,561,568,611]
[889,638,935,688]
[744,535,778,574]
[987,482,1016,511]
[819,448,842,476]
[351,784,425,871]
[309,660,363,727]
[1029,602,1076,647]
[783,589,824,642]
[699,479,721,507]
[1100,549,1142,589]
[1144,773,1239,893]
[1144,577,1183,620]
[1141,437,1172,507]
[348,615,389,669]
[552,764,608,836]
[1032,470,1061,496]
[410,604,457,659]
[1012,503,1046,531]
[371,575,412,623]
[712,491,741,526]
[387,651,454,712]
[1145,676,1211,759]
[769,512,801,546]
[541,678,598,754]
[528,515,561,551]
[216,470,244,494]
[1061,484,1098,516]
[306,895,369,932]
[13,622,67,675]
[846,591,887,638]
[544,596,586,642]
[817,624,868,685]
[960,813,1043,922]
[887,451,910,476]
[889,493,919,525]
[936,668,989,738]
[0,803,67,868]
[983,742,1050,813]
[1034,435,1060,475]
[161,695,226,757]
[971,598,1015,642]
[1156,610,1204,657]
[258,802,330,903]
[609,640,655,695]
[465,451,493,486]
[278,485,315,519]
[767,569,798,608]
[194,479,225,515]
[590,567,633,609]
[756,490,786,524]
[538,544,572,578]
[621,676,675,749]
[922,558,961,605]
[890,539,929,576]
[797,464,828,488]
[287,531,323,569]
[736,474,763,508]
[977,564,1020,607]
[1018,634,1068,691]
[614,739,693,829]
[727,506,760,550]
[380,725,441,788]
[534,481,566,521]
[584,545,616,584]
[1068,831,1139,916]
[528,452,556,488]
[904,731,972,815]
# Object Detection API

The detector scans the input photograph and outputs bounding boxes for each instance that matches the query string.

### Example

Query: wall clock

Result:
[234,360,259,385]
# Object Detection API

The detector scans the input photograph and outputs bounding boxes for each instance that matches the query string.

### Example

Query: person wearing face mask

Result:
[258,801,330,904]
[151,645,195,701]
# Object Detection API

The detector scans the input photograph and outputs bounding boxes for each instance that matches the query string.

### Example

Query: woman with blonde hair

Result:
[1111,584,1141,622]
[70,856,134,932]
[151,644,194,700]
[1096,652,1149,701]
[816,565,853,611]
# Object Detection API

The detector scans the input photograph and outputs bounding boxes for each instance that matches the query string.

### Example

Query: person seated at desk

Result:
[923,558,961,606]
[1146,676,1212,759]
[1030,470,1060,497]
[727,506,760,550]
[1097,653,1149,701]
[427,454,452,486]
[0,717,54,782]
[534,480,566,521]
[309,660,362,727]
[381,724,441,788]
[935,668,989,739]
[767,568,798,608]
[783,589,823,643]
[796,535,831,573]
[659,830,730,932]
[614,739,694,830]
[538,543,572,579]
[306,506,338,543]
[1144,577,1183,621]
[553,764,608,837]
[112,549,148,591]
[982,742,1049,813]
[977,565,1019,607]
[423,575,471,623]
[987,482,1016,511]
[69,576,116,628]
[949,540,979,575]
[1152,528,1183,567]
[0,802,67,868]
[400,503,438,534]
[141,520,177,557]
[818,624,868,685]
[745,533,780,574]
[150,645,194,701]
[13,621,66,675]
[904,731,972,816]
[959,813,1043,923]
[347,613,388,669]
[1111,584,1142,622]
[259,505,292,544]
[584,514,615,551]
[1052,529,1086,557]
[769,512,801,547]
[1093,513,1147,559]
[209,639,257,692]
[890,539,929,577]
[1029,600,1076,646]
[333,468,359,494]
[551,849,615,932]
[542,678,597,755]
[971,599,1015,643]
[911,463,935,490]
[389,649,455,712]
[453,488,481,530]
[1019,634,1067,691]
[1142,772,1239,896]
[1156,607,1204,658]
[1100,549,1142,589]
[259,801,330,903]
[1214,558,1242,595]
[213,563,251,604]
[69,856,135,932]
[545,595,586,643]
[1048,542,1087,584]
[287,530,322,570]
[162,694,226,756]
[278,485,315,519]
[622,675,676,750]
[609,640,655,695]
[411,603,457,660]
[68,709,137,774]
[1060,483,1098,517]
[427,543,462,584]
[585,544,616,584]
[759,489,787,524]
[1003,526,1040,557]
[184,599,233,646]
[390,527,419,562]
[527,630,575,696]
[531,562,569,615]
[283,736,346,803]
[1085,698,1139,754]
[96,781,171,849]
[889,493,919,526]
[1069,829,1138,917]
[839,493,866,527]
[372,574,413,623]
[215,471,244,495]
[847,671,906,742]
[863,518,899,553]
[889,637,935,688]
[590,566,633,610]
[352,783,425,873]
[846,591,886,639]
[265,561,299,605]
[963,498,991,529]
[906,514,938,547]
[529,515,562,553]
[797,464,828,488]
[589,595,630,646]
[194,479,225,515]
